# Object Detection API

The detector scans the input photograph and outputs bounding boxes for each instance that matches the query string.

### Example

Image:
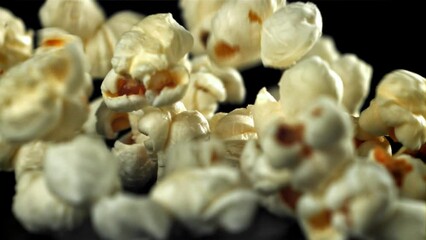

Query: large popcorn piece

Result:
[92,194,172,240]
[207,0,279,68]
[0,43,91,144]
[331,54,372,116]
[151,166,258,235]
[102,13,193,111]
[302,35,340,64]
[179,0,227,55]
[279,56,343,121]
[359,70,426,150]
[0,7,33,73]
[261,2,322,68]
[39,0,105,41]
[44,135,120,206]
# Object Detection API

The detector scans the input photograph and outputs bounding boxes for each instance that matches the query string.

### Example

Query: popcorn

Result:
[302,35,340,64]
[43,135,120,206]
[92,193,172,240]
[0,7,33,73]
[150,166,258,235]
[95,100,131,139]
[359,69,426,149]
[207,0,279,68]
[182,72,226,118]
[0,42,91,143]
[39,0,105,41]
[261,2,322,68]
[0,136,19,171]
[279,56,343,121]
[330,54,373,116]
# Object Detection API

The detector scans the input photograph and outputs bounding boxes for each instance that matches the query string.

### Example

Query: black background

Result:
[1,0,425,239]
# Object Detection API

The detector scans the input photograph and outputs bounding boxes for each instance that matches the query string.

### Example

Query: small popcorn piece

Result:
[166,110,210,146]
[13,172,87,233]
[191,55,246,103]
[95,100,131,139]
[261,2,322,68]
[112,132,157,190]
[43,135,120,206]
[279,56,343,121]
[371,147,426,200]
[13,141,47,180]
[150,166,258,235]
[207,0,279,68]
[0,7,33,72]
[138,106,173,153]
[182,72,226,118]
[92,193,172,240]
[39,0,105,41]
[302,35,341,64]
[330,54,373,116]
[359,69,426,150]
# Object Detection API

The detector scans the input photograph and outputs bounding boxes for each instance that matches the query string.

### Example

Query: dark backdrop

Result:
[1,0,425,239]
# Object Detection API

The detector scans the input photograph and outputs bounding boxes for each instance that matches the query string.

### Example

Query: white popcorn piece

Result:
[191,55,246,103]
[151,166,258,235]
[167,110,210,146]
[162,137,227,176]
[138,106,172,153]
[39,0,105,41]
[353,116,392,157]
[207,0,278,68]
[0,42,91,143]
[182,72,226,118]
[95,100,130,139]
[111,13,193,77]
[13,141,47,181]
[279,56,343,121]
[302,35,340,64]
[261,2,322,68]
[359,69,426,149]
[0,135,19,171]
[179,0,227,55]
[81,97,103,136]
[370,147,426,200]
[0,7,33,73]
[44,135,120,206]
[323,161,398,236]
[13,172,87,233]
[112,132,157,189]
[369,199,426,240]
[86,11,144,79]
[92,193,172,240]
[330,54,373,116]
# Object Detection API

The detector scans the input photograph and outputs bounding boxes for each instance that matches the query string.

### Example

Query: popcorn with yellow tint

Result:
[359,70,426,150]
[0,7,33,73]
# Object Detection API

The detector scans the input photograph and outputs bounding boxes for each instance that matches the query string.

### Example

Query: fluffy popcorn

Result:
[166,110,210,146]
[0,43,90,143]
[0,7,33,73]
[279,56,343,121]
[39,0,105,41]
[359,69,426,149]
[207,0,279,68]
[150,166,258,235]
[302,35,340,64]
[261,2,322,68]
[191,55,246,103]
[179,0,227,55]
[92,193,172,240]
[44,135,120,206]
[13,141,47,180]
[95,100,131,139]
[104,11,144,39]
[370,147,426,200]
[330,54,373,116]
[181,72,226,118]
[13,172,87,232]
[112,132,157,190]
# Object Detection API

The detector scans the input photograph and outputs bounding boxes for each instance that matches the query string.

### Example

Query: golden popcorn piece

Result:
[0,7,33,73]
[92,194,172,240]
[207,0,279,68]
[279,56,343,121]
[39,0,105,41]
[261,2,322,68]
[359,69,426,150]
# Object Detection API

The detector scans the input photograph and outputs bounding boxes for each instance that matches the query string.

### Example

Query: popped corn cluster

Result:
[0,1,425,240]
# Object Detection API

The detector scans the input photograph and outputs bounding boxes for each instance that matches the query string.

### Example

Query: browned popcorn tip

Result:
[373,147,413,187]
[308,210,332,230]
[248,10,262,24]
[214,41,240,59]
[147,70,179,94]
